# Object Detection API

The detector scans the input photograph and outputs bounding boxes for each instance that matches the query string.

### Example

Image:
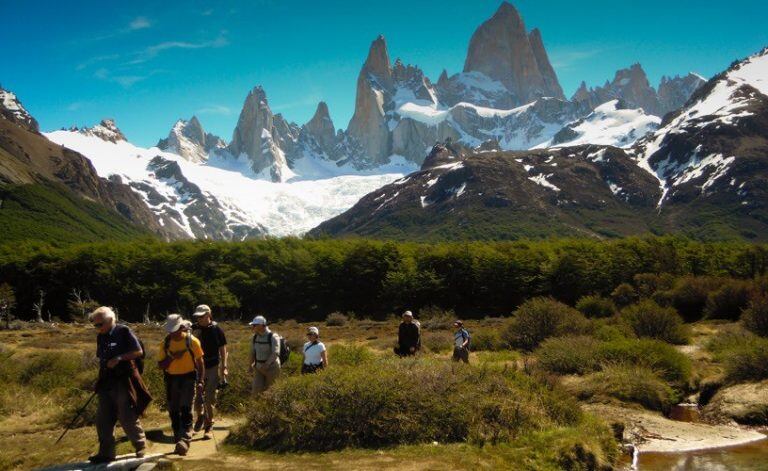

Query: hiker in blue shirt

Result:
[452,320,470,364]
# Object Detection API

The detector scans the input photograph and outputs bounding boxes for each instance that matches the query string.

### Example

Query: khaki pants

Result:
[96,381,146,458]
[252,362,280,394]
[194,365,219,426]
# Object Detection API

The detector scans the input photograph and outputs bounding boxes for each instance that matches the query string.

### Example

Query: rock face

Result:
[572,66,706,118]
[157,116,225,163]
[463,2,564,104]
[228,86,294,181]
[75,119,127,143]
[703,380,768,425]
[0,87,38,132]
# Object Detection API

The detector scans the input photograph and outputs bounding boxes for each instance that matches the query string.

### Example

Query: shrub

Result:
[596,338,691,384]
[19,352,85,392]
[668,276,724,321]
[325,312,349,327]
[503,298,590,351]
[578,365,679,412]
[419,305,455,330]
[722,338,768,383]
[229,357,582,451]
[536,336,600,375]
[420,331,452,353]
[742,295,768,337]
[633,273,675,297]
[327,343,375,366]
[576,295,616,319]
[471,330,507,351]
[620,300,689,345]
[704,280,753,320]
[610,283,637,308]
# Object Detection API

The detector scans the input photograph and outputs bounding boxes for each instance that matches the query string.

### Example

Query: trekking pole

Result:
[55,391,97,444]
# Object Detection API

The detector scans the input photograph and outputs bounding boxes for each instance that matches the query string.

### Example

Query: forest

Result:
[0,236,766,323]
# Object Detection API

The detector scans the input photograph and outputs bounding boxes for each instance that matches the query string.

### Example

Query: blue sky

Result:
[1,0,766,147]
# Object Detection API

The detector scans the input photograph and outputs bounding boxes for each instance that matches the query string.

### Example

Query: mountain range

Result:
[1,2,765,243]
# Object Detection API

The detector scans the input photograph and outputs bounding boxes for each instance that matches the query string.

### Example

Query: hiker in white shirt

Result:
[301,326,328,374]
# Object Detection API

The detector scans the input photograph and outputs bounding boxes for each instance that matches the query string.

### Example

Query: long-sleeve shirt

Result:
[252,328,280,366]
[398,322,421,350]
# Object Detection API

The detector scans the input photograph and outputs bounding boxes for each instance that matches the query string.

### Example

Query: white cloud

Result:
[549,47,605,70]
[129,17,151,30]
[129,32,229,64]
[197,105,233,116]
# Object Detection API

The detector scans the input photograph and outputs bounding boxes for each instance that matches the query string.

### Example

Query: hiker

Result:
[394,310,421,357]
[191,304,228,440]
[452,320,470,364]
[157,314,205,456]
[249,315,281,393]
[301,326,328,374]
[89,306,151,464]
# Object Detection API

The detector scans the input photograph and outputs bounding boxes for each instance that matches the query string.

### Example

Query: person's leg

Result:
[452,347,460,362]
[166,375,182,442]
[203,366,219,428]
[264,363,280,390]
[95,389,118,459]
[178,375,195,443]
[115,382,146,454]
[461,348,469,364]
[252,369,266,394]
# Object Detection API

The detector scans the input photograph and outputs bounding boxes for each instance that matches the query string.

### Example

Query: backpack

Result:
[159,333,193,371]
[253,331,290,365]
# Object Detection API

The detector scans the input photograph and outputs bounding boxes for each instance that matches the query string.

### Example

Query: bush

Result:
[576,295,616,319]
[537,336,600,375]
[327,344,376,366]
[722,338,768,383]
[668,276,724,321]
[610,283,637,308]
[503,298,590,351]
[471,330,507,351]
[229,357,582,451]
[419,305,455,330]
[742,295,768,337]
[596,338,691,384]
[704,280,753,320]
[633,273,675,298]
[325,312,349,327]
[620,300,689,345]
[578,365,679,412]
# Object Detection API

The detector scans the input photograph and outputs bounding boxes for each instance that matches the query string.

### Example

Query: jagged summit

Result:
[77,119,127,143]
[157,116,224,163]
[0,86,39,132]
[463,2,564,104]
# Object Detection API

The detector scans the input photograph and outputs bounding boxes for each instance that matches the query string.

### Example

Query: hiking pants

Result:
[165,372,195,442]
[452,346,469,363]
[194,366,219,426]
[96,381,146,458]
[252,362,280,394]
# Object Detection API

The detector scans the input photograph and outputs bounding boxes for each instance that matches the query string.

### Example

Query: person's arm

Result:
[107,328,142,368]
[461,331,469,349]
[321,348,328,368]
[218,327,228,377]
[265,333,279,367]
[192,338,205,391]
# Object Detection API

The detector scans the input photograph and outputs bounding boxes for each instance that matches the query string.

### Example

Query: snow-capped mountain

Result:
[157,116,225,163]
[45,122,412,239]
[313,48,768,241]
[0,86,39,132]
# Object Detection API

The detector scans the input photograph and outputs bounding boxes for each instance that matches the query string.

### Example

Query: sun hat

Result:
[192,304,211,317]
[453,320,463,327]
[307,326,319,336]
[249,315,267,326]
[164,314,185,333]
[402,310,413,318]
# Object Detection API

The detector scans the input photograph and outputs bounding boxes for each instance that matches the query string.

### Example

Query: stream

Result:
[633,437,768,470]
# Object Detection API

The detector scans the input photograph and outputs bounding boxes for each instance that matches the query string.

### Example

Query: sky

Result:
[1,0,766,147]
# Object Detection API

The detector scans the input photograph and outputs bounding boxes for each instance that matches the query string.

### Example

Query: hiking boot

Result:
[88,455,114,464]
[174,440,189,456]
[193,415,205,433]
[203,426,213,440]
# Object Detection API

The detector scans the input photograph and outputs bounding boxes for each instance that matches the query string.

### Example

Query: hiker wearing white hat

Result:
[157,314,204,456]
[249,315,282,393]
[301,326,328,374]
[191,304,228,439]
[394,310,421,357]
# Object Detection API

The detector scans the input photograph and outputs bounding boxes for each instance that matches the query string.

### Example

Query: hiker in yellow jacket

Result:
[157,314,204,456]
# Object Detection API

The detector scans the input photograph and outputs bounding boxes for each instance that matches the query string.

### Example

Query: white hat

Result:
[193,304,211,317]
[307,326,319,335]
[164,314,185,333]
[249,315,267,326]
[403,310,413,317]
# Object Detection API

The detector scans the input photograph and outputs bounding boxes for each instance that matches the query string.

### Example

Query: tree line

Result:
[0,237,766,323]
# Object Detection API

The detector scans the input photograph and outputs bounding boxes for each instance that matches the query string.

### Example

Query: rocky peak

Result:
[657,73,707,116]
[437,69,449,87]
[157,116,224,163]
[0,86,39,132]
[81,119,127,143]
[572,64,662,116]
[362,35,393,85]
[463,2,564,105]
[305,102,335,142]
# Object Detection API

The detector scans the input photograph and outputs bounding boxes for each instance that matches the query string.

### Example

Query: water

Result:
[629,437,768,470]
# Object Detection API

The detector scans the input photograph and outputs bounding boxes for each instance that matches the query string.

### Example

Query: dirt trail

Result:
[144,417,234,462]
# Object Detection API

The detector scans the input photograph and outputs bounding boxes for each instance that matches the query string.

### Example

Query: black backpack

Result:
[135,339,147,375]
[253,331,290,365]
